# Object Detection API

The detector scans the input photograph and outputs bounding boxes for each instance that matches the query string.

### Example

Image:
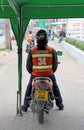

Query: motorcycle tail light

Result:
[47,81,53,91]
[39,80,45,86]
[32,81,36,90]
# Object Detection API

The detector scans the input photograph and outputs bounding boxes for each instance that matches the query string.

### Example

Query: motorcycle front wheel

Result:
[38,109,44,124]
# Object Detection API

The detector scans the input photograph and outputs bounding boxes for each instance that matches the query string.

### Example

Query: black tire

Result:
[25,45,30,53]
[38,109,44,124]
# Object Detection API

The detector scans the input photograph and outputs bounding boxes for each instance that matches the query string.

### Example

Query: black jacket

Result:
[26,45,58,74]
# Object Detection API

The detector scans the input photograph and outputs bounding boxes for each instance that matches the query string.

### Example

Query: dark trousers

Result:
[23,74,63,108]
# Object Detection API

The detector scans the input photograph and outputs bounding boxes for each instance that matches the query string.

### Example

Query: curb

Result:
[54,37,84,65]
[61,41,84,65]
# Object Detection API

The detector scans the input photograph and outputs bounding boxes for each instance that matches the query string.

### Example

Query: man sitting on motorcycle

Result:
[26,31,34,47]
[22,29,64,112]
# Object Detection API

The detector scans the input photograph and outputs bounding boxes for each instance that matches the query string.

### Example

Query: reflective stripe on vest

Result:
[32,54,52,58]
[33,65,52,69]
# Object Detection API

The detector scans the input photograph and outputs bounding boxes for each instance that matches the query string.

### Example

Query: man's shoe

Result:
[21,105,28,112]
[44,108,49,114]
[59,104,64,110]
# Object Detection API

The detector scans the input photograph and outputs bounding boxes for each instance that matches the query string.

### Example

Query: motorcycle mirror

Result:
[56,51,63,56]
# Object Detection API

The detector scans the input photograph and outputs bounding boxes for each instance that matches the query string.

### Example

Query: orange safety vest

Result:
[31,46,53,76]
[27,34,33,40]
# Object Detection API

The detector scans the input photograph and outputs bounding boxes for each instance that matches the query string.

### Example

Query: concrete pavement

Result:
[0,40,84,130]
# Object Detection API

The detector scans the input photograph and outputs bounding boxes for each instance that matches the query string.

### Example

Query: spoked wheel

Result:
[38,109,44,124]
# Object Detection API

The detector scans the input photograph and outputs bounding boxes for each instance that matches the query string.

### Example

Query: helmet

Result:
[36,29,48,45]
[29,31,32,34]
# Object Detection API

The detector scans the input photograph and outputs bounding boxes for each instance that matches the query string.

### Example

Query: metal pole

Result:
[16,6,23,116]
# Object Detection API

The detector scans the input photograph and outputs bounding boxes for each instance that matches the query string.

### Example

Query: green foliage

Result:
[55,33,59,38]
[0,48,11,54]
[53,33,84,51]
[0,48,6,51]
[65,37,84,51]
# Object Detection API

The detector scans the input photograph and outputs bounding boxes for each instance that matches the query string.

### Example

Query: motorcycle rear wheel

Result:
[38,109,44,124]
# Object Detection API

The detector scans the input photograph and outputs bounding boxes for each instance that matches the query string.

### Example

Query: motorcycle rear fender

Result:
[32,77,53,91]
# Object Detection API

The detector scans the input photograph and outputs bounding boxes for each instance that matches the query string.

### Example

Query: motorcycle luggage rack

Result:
[33,77,52,82]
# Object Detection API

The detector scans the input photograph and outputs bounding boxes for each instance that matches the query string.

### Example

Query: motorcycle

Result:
[30,77,54,124]
[25,40,35,53]
[16,50,62,118]
[29,51,63,124]
[59,36,64,43]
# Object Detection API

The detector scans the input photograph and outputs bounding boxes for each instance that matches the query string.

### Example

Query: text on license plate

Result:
[35,90,48,100]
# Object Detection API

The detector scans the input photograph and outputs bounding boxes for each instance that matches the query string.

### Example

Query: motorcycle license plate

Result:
[35,90,48,100]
